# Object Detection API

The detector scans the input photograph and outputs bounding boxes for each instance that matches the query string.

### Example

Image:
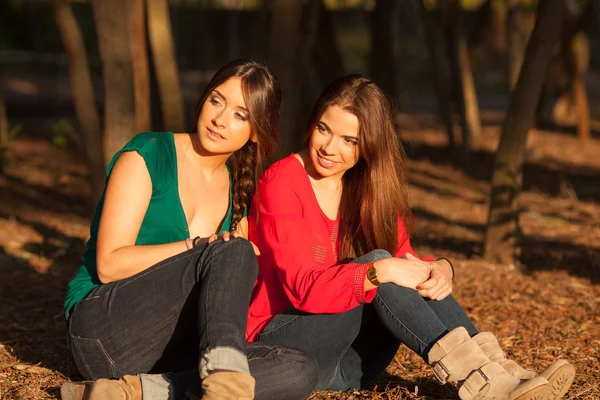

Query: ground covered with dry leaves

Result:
[0,114,598,399]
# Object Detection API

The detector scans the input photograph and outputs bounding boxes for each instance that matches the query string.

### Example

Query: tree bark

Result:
[52,0,105,205]
[483,0,565,265]
[146,0,185,132]
[92,0,136,162]
[0,89,7,148]
[449,0,481,166]
[417,1,455,150]
[507,0,526,91]
[489,0,507,56]
[313,0,344,88]
[0,88,6,173]
[127,0,151,133]
[369,0,400,101]
[269,0,320,157]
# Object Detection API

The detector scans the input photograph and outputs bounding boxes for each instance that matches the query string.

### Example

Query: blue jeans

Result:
[67,239,317,399]
[256,250,478,391]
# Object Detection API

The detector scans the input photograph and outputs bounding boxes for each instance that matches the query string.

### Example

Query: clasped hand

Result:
[380,253,453,301]
[207,231,261,256]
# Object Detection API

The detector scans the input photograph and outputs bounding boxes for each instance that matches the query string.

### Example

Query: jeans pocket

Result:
[69,335,117,380]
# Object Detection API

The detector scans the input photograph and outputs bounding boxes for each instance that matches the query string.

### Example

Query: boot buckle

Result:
[431,361,450,384]
[463,367,491,394]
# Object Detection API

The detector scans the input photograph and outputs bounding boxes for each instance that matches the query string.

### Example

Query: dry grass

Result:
[1,115,599,399]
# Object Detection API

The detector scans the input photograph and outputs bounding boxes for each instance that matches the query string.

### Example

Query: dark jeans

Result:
[67,238,317,400]
[256,250,478,391]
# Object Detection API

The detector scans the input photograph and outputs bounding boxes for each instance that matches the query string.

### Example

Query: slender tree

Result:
[52,0,105,204]
[369,0,400,101]
[269,0,320,157]
[449,0,481,166]
[313,0,345,88]
[92,0,136,161]
[146,0,185,132]
[0,89,7,148]
[128,0,151,133]
[507,0,526,91]
[484,0,565,265]
[418,0,455,150]
[0,88,8,171]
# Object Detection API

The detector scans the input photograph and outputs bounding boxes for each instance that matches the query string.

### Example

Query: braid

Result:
[229,141,258,231]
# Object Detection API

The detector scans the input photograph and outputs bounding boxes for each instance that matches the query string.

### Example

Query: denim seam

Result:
[258,315,302,338]
[375,294,429,349]
[70,336,118,378]
[246,345,282,361]
[324,362,340,390]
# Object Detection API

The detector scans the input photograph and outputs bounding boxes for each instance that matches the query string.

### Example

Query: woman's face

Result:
[196,77,255,154]
[308,105,360,180]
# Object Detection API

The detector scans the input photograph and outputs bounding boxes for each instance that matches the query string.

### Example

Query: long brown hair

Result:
[193,59,281,230]
[305,75,413,260]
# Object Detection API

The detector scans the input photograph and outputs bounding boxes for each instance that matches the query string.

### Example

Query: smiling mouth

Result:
[317,154,336,167]
[206,127,226,140]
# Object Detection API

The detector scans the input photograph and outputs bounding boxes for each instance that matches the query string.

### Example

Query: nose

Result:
[211,109,226,129]
[321,136,336,155]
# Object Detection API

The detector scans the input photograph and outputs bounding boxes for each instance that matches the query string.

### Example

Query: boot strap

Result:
[431,360,451,384]
[460,362,510,397]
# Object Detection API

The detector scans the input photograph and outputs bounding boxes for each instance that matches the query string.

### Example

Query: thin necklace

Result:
[180,134,194,168]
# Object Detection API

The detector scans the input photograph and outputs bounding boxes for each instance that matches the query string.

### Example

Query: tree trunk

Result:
[483,0,565,265]
[565,36,590,144]
[146,0,185,132]
[449,0,481,166]
[507,0,526,91]
[313,0,344,88]
[418,1,455,150]
[127,0,151,133]
[369,0,400,101]
[52,0,105,205]
[0,89,7,148]
[0,88,8,171]
[269,0,320,157]
[489,0,507,56]
[92,0,136,162]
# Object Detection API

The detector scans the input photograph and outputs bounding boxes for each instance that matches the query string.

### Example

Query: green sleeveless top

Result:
[64,132,234,315]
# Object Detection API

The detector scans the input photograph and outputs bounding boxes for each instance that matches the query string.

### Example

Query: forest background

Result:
[0,0,599,398]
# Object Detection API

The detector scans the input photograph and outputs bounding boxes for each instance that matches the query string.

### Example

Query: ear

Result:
[249,131,258,143]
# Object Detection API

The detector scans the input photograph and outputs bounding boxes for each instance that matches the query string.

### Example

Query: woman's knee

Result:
[251,345,318,400]
[209,238,258,276]
[355,249,393,264]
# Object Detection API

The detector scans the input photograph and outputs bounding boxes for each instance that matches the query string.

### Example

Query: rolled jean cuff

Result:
[199,346,250,379]
[140,373,176,400]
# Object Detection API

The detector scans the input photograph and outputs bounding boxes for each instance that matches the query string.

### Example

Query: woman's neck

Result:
[184,132,230,175]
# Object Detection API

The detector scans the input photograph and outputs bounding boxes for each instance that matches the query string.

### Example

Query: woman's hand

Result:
[413,255,453,300]
[375,254,431,289]
[208,231,260,256]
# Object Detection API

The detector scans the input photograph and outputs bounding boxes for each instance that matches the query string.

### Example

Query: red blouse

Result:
[246,155,427,341]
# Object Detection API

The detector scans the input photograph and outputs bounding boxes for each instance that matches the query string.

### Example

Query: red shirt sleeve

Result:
[255,171,375,314]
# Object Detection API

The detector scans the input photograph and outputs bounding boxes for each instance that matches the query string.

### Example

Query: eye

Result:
[209,96,221,106]
[235,112,248,121]
[344,138,358,146]
[316,124,327,134]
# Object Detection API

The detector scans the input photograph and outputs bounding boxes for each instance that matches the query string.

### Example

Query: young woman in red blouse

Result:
[244,75,574,399]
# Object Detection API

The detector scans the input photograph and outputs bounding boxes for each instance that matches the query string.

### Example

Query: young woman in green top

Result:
[61,59,317,400]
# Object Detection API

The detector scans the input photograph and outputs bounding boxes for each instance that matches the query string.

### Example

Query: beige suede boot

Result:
[475,332,575,398]
[201,371,255,400]
[428,327,554,400]
[60,375,142,400]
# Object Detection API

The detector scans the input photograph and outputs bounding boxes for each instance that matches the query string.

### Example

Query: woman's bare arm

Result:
[95,152,188,283]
